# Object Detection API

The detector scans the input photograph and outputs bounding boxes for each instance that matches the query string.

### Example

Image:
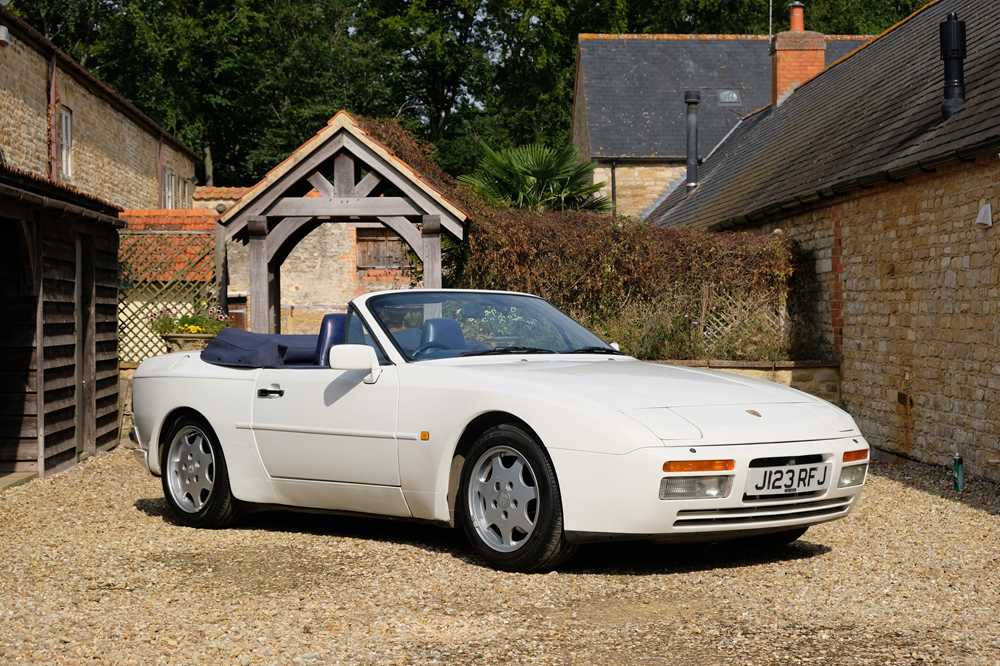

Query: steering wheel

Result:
[411,341,452,359]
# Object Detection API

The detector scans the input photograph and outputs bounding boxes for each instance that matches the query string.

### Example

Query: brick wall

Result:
[0,24,196,209]
[593,163,686,219]
[227,224,414,333]
[755,156,1000,481]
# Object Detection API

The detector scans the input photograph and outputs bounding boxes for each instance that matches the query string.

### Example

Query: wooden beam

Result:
[265,217,314,265]
[341,134,465,239]
[226,134,347,238]
[247,216,270,333]
[421,215,442,288]
[268,196,421,218]
[307,173,335,198]
[353,171,381,198]
[334,153,354,196]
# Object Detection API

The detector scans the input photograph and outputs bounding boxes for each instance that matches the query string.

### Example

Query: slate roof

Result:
[574,34,870,161]
[651,0,1000,229]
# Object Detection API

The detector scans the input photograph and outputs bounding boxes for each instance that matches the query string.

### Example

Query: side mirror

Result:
[610,342,621,352]
[328,344,382,384]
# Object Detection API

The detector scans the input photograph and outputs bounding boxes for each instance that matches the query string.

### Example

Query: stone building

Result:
[652,0,1000,481]
[571,5,868,218]
[0,8,197,209]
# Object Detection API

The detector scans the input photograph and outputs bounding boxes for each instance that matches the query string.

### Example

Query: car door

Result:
[250,311,400,486]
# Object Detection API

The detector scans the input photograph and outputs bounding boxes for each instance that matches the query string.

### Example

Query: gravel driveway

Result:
[0,447,997,665]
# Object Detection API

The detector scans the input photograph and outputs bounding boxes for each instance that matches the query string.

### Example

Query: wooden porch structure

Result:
[221,111,467,333]
[0,166,122,478]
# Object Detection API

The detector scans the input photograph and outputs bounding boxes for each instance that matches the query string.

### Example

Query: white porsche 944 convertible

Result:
[133,289,869,571]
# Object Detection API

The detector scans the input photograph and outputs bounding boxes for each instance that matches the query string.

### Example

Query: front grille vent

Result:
[673,497,851,528]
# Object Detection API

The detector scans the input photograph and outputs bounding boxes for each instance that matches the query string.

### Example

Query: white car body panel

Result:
[132,289,868,540]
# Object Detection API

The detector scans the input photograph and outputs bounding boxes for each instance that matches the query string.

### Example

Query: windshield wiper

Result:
[568,346,624,355]
[462,346,557,356]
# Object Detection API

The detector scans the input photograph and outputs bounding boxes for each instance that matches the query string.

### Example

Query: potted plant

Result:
[151,307,229,353]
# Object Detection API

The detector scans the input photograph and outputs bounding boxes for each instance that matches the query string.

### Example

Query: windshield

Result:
[366,292,618,361]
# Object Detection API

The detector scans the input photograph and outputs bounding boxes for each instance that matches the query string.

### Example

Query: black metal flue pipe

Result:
[940,12,967,120]
[685,90,700,191]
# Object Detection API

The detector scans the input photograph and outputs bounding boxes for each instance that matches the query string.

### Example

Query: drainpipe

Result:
[685,90,701,192]
[610,161,618,218]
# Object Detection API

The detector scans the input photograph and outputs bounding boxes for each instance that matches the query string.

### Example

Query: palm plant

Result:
[459,143,610,212]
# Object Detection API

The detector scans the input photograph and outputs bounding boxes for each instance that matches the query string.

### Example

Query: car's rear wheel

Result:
[161,416,238,528]
[458,424,575,572]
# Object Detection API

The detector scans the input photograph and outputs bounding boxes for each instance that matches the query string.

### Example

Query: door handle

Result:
[257,387,285,398]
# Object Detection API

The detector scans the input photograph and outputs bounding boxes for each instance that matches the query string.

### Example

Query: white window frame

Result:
[164,168,175,208]
[59,107,73,180]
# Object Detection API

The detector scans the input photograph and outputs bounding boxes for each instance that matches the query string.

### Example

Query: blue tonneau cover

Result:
[200,328,298,369]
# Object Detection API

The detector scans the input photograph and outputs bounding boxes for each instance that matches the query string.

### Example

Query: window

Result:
[163,168,175,208]
[718,89,742,105]
[356,228,406,269]
[345,307,389,364]
[59,107,73,179]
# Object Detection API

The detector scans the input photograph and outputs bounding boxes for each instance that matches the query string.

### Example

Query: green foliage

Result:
[8,0,926,185]
[459,143,609,211]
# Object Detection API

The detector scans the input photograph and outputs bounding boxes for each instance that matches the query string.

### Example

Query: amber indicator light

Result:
[663,459,735,473]
[843,449,868,463]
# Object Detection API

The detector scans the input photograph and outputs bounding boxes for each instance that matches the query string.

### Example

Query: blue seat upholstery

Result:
[420,318,466,349]
[315,313,347,365]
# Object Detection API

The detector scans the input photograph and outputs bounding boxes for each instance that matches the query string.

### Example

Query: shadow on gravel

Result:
[566,539,829,575]
[135,497,828,574]
[869,456,1000,516]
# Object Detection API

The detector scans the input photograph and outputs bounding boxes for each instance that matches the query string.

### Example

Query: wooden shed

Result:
[0,165,123,479]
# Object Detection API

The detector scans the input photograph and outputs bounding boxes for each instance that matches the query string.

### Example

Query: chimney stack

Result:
[685,90,700,192]
[940,12,967,119]
[771,1,826,106]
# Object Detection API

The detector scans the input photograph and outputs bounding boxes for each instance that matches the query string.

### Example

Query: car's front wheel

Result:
[458,424,575,572]
[161,415,238,528]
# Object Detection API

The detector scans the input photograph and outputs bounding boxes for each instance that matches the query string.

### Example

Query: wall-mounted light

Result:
[976,201,993,228]
[0,25,11,48]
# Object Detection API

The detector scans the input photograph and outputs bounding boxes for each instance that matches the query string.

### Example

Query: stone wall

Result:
[754,156,1000,481]
[0,35,49,176]
[660,360,840,405]
[0,25,196,209]
[593,163,686,219]
[227,223,414,334]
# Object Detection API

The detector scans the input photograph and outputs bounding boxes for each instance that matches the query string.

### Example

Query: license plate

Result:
[747,463,831,496]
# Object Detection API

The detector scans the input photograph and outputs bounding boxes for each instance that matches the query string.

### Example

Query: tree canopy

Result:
[9,0,927,185]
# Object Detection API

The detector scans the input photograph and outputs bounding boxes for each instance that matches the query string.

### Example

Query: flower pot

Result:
[161,333,215,354]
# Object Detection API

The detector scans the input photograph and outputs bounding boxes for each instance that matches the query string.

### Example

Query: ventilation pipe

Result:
[940,12,967,120]
[685,90,700,192]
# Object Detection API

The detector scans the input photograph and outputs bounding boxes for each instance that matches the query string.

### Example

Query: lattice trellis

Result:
[118,230,218,363]
[700,289,789,359]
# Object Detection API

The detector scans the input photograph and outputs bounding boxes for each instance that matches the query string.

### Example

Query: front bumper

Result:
[130,425,150,471]
[549,437,867,537]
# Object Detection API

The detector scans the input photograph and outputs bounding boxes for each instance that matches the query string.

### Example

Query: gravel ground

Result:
[0,448,997,665]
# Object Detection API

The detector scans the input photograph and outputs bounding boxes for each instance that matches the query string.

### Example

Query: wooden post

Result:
[214,222,228,314]
[248,216,270,333]
[422,215,442,288]
[267,263,281,334]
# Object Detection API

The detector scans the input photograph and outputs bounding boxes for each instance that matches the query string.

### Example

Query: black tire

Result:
[740,526,808,549]
[457,423,576,572]
[160,414,239,528]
